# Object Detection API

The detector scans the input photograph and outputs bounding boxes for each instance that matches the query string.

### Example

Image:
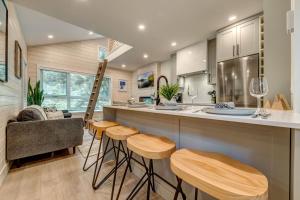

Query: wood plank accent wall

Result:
[28,39,133,104]
[0,1,27,185]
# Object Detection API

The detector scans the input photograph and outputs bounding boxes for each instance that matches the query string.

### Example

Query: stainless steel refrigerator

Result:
[217,54,259,107]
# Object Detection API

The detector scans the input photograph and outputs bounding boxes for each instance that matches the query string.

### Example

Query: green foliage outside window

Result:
[41,69,111,111]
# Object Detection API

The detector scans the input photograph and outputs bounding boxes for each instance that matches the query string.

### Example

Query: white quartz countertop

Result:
[104,105,300,129]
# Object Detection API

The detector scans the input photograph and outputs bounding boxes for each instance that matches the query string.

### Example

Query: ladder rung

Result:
[84,60,107,126]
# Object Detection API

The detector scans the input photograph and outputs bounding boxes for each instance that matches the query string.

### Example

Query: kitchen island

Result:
[103,105,300,200]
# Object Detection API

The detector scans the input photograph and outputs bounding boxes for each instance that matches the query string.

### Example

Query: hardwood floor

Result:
[0,149,164,200]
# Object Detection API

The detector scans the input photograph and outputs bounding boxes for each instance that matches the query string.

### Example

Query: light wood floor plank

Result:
[0,151,164,200]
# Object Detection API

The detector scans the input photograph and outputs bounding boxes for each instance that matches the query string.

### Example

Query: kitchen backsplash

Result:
[182,73,215,103]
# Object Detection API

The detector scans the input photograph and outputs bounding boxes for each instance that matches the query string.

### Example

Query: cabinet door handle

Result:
[233,45,235,57]
[236,44,240,56]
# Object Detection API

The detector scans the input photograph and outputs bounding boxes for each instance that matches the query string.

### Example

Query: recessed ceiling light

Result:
[48,35,54,39]
[188,51,192,55]
[143,54,148,58]
[228,16,237,21]
[138,24,146,31]
[171,42,177,47]
[122,64,126,68]
[89,31,94,35]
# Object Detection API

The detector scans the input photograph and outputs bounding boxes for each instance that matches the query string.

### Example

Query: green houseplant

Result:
[27,78,45,106]
[160,84,179,103]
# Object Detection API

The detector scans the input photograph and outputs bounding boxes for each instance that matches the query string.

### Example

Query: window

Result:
[41,69,111,112]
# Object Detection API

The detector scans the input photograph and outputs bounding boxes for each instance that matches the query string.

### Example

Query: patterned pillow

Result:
[46,111,64,120]
[43,106,57,113]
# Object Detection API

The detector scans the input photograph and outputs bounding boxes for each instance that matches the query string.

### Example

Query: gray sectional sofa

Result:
[6,106,84,162]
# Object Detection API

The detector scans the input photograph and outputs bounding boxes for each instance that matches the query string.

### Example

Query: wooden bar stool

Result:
[92,125,139,199]
[82,121,118,172]
[116,133,182,200]
[171,149,268,200]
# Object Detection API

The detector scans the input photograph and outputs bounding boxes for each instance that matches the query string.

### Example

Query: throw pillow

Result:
[17,109,44,121]
[27,105,48,120]
[46,111,64,120]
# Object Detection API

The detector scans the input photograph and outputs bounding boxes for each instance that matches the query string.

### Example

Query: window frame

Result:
[38,65,112,112]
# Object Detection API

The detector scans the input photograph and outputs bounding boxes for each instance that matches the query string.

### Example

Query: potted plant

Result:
[27,78,45,106]
[160,84,179,105]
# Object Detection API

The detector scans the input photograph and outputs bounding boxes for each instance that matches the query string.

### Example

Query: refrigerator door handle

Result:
[236,44,240,56]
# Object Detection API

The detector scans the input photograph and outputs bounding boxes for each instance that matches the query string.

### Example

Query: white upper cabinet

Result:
[217,27,237,62]
[236,18,259,57]
[176,41,207,76]
[217,18,259,62]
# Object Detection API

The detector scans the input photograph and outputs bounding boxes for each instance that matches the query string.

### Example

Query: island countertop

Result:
[104,105,300,129]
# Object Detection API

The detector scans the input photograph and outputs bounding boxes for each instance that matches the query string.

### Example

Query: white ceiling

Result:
[14,4,103,46]
[12,0,263,71]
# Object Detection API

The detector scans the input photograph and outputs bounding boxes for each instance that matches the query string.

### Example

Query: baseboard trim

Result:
[0,163,8,187]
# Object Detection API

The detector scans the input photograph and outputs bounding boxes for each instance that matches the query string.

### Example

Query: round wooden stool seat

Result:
[171,149,268,200]
[90,121,119,139]
[127,134,176,160]
[106,125,139,141]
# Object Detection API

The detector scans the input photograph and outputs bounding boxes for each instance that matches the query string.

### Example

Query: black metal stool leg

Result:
[116,151,132,200]
[93,137,129,190]
[150,159,156,192]
[127,173,148,200]
[83,129,101,171]
[127,157,153,200]
[141,157,154,191]
[112,140,117,159]
[146,159,152,200]
[118,153,148,200]
[174,176,186,200]
[195,188,198,200]
[92,137,111,187]
[120,141,133,172]
[111,141,121,200]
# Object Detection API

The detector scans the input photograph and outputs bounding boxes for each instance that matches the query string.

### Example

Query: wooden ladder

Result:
[83,59,108,126]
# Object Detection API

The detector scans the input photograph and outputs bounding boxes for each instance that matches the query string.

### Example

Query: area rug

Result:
[78,129,101,158]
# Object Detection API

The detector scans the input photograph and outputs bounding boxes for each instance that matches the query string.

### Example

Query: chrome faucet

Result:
[156,75,169,105]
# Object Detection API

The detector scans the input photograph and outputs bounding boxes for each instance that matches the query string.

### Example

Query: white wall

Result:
[291,1,300,199]
[292,0,300,112]
[263,0,291,103]
[0,1,27,185]
[28,39,133,104]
